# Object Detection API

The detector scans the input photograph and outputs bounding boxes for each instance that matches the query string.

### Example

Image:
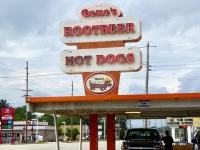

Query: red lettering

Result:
[66,56,92,66]
[81,9,112,17]
[111,9,118,15]
[96,55,106,65]
[73,26,82,36]
[64,27,73,36]
[89,10,96,17]
[65,53,135,66]
[75,56,84,65]
[81,9,90,17]
[126,53,134,63]
[65,56,75,66]
[104,9,110,16]
[96,10,104,16]
[117,24,126,34]
[83,26,92,35]
[84,55,92,65]
[100,25,109,34]
[92,25,100,35]
[63,23,136,36]
[116,54,127,64]
[106,54,116,64]
[109,24,117,34]
[126,23,135,33]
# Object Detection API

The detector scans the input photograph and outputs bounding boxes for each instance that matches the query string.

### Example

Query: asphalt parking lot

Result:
[0,140,122,150]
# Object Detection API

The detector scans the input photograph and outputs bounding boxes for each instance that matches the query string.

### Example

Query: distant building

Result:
[1,120,55,142]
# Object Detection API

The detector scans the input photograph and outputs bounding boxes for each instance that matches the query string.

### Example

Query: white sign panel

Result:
[166,117,193,126]
[2,116,12,120]
[60,17,141,44]
[137,100,150,108]
[60,46,142,74]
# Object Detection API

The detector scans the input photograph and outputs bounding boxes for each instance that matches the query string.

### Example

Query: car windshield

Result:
[126,129,159,140]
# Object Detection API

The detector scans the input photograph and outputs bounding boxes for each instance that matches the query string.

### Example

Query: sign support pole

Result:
[78,42,124,150]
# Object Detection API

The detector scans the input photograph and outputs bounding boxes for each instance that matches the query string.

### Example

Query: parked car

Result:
[120,128,163,150]
[58,136,63,141]
[180,136,188,142]
[100,135,106,139]
[192,131,200,150]
[82,135,90,140]
[2,138,9,143]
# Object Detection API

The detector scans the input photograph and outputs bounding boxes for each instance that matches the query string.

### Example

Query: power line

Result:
[149,39,200,47]
[154,66,200,70]
[0,62,25,69]
[28,81,71,94]
[27,71,72,89]
[0,67,25,74]
[151,63,200,67]
[0,87,22,91]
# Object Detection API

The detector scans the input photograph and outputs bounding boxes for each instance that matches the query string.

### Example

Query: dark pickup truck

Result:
[120,128,163,150]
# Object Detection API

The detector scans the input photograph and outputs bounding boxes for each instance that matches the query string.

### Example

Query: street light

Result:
[62,122,66,137]
[31,119,38,135]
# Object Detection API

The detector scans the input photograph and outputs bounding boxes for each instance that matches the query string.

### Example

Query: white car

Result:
[82,135,90,140]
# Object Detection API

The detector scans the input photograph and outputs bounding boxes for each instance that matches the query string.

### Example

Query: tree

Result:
[115,117,127,130]
[38,113,54,126]
[73,128,80,138]
[119,128,126,139]
[0,99,12,109]
[65,128,80,140]
[66,128,71,137]
[58,127,63,136]
[82,118,89,125]
[14,105,37,121]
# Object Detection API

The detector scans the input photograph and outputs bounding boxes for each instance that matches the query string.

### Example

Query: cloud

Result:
[178,69,200,92]
[128,83,168,94]
[31,89,50,97]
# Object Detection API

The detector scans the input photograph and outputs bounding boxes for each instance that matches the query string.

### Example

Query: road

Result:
[0,140,122,150]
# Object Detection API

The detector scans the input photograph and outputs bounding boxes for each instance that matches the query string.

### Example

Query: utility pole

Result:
[145,41,150,95]
[22,61,33,143]
[71,81,74,142]
[144,42,156,128]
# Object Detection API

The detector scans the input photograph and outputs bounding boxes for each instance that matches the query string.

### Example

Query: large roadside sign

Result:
[1,108,14,130]
[166,117,193,126]
[0,108,14,143]
[60,3,141,45]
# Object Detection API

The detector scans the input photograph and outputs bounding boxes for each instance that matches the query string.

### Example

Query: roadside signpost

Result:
[1,108,14,144]
[166,117,193,126]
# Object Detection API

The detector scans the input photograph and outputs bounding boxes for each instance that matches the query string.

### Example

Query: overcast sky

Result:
[0,0,200,127]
